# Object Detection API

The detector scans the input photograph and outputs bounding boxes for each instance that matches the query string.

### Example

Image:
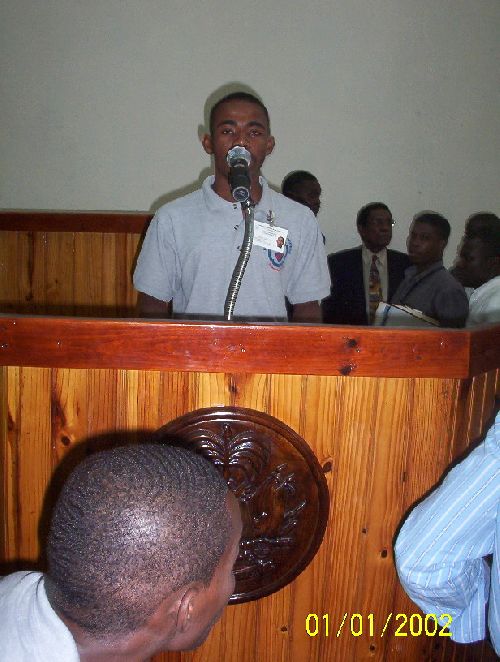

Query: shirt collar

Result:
[362,243,388,268]
[405,260,444,281]
[202,175,270,213]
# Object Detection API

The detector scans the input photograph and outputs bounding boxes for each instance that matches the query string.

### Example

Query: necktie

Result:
[369,254,382,324]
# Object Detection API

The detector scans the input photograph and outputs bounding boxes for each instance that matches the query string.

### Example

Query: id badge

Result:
[253,220,288,254]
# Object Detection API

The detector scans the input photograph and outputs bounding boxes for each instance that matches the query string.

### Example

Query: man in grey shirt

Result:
[391,212,468,327]
[133,92,330,322]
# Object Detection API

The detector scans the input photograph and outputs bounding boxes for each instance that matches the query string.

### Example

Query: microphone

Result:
[227,146,251,203]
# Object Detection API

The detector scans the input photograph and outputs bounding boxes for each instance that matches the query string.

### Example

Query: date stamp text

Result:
[305,613,452,638]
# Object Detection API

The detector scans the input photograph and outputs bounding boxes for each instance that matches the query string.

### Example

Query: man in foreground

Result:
[390,212,468,327]
[395,411,499,655]
[0,444,242,661]
[133,92,330,322]
[322,202,410,325]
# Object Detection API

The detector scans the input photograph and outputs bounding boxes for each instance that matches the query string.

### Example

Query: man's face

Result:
[180,492,243,650]
[202,100,275,187]
[287,180,322,216]
[407,221,446,269]
[357,207,393,252]
[453,237,495,289]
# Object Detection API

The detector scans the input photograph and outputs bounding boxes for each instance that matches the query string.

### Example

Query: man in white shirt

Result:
[452,212,500,326]
[0,444,242,661]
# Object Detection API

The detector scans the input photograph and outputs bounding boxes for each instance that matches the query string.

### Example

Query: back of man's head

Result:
[45,444,231,638]
[282,171,318,197]
[464,212,500,254]
[465,212,500,241]
[282,170,321,216]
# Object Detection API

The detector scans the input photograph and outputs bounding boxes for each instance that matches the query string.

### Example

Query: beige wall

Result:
[1,0,499,262]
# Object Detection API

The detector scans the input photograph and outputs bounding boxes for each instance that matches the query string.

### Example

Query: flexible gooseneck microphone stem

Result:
[223,146,255,320]
[224,198,254,321]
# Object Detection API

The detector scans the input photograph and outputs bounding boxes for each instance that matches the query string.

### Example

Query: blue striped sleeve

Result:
[395,412,500,654]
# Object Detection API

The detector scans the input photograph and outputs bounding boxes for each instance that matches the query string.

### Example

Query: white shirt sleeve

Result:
[133,211,181,303]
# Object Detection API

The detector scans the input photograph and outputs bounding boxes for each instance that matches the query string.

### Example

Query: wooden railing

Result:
[1,315,499,662]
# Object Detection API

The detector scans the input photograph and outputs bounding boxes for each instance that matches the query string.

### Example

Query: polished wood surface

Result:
[1,315,499,378]
[1,317,499,661]
[0,209,151,232]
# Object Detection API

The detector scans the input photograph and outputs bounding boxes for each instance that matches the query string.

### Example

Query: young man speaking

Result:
[133,92,330,322]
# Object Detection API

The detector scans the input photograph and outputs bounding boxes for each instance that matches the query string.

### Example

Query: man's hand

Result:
[136,292,172,318]
[291,301,322,323]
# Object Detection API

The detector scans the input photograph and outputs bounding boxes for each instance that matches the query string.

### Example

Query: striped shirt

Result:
[395,411,500,654]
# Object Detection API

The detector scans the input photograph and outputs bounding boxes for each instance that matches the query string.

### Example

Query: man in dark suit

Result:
[322,202,410,325]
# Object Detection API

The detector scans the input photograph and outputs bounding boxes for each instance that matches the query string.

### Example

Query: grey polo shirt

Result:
[133,177,330,320]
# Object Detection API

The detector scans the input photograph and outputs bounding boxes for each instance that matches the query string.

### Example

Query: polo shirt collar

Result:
[202,176,270,213]
[405,260,444,281]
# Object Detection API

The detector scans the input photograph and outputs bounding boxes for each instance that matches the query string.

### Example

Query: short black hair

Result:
[414,212,451,241]
[282,171,318,196]
[356,202,390,227]
[209,91,270,134]
[465,212,500,238]
[46,444,231,636]
[465,213,500,258]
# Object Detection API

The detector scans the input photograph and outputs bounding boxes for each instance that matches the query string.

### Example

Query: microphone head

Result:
[226,146,251,167]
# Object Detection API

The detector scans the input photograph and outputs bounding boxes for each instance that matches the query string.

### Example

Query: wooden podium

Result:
[1,316,498,662]
[1,211,498,660]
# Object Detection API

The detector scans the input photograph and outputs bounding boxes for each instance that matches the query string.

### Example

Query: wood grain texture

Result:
[1,361,499,661]
[1,315,499,378]
[0,230,141,316]
[0,213,147,317]
[0,366,11,560]
[0,210,151,233]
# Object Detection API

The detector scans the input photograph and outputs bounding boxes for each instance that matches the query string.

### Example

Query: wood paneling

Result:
[1,358,498,661]
[0,211,150,317]
[0,230,142,317]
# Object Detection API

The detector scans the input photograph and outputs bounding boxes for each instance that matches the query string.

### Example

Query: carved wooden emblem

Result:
[155,407,329,603]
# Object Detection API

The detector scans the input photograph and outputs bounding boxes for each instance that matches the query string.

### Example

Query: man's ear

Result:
[266,135,275,156]
[175,586,201,634]
[202,133,214,155]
